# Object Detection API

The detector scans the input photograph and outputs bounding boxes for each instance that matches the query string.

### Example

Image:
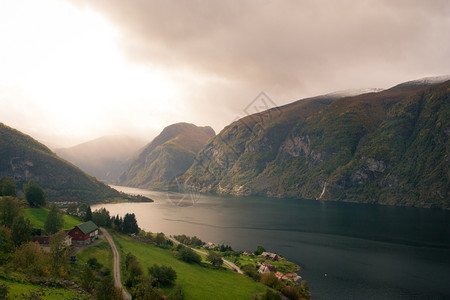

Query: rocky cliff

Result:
[119,122,215,189]
[183,77,450,209]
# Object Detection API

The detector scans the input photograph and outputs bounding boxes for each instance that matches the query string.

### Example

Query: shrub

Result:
[147,264,177,286]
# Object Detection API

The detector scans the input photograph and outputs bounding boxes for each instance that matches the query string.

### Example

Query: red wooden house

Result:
[68,221,99,245]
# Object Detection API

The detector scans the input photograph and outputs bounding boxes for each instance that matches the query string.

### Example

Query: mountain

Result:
[0,123,122,203]
[183,77,450,209]
[119,122,215,189]
[55,135,146,183]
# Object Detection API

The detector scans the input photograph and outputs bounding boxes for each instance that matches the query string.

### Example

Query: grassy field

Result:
[75,239,114,271]
[0,279,79,299]
[24,207,81,230]
[112,233,267,300]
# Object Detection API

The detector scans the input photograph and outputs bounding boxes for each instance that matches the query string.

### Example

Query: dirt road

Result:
[100,228,132,300]
[167,236,243,274]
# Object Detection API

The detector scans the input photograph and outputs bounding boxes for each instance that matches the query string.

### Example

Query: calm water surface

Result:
[93,186,450,299]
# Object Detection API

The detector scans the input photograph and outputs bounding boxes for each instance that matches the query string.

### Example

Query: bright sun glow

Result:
[0,0,180,145]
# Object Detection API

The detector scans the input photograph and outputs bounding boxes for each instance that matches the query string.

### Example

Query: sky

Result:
[0,0,449,148]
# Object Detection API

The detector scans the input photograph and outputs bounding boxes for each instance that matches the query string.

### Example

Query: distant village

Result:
[202,241,302,283]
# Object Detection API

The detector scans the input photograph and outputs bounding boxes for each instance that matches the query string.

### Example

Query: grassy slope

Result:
[113,233,266,300]
[24,207,81,230]
[75,239,114,271]
[0,279,78,300]
[0,122,121,204]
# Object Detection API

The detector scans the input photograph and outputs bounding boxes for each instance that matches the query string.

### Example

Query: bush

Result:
[147,264,177,286]
[167,285,185,300]
[87,257,103,270]
[261,273,284,291]
[260,289,281,300]
[0,282,9,299]
[174,245,201,264]
[242,264,260,281]
[206,252,223,267]
[131,275,163,299]
[23,180,46,207]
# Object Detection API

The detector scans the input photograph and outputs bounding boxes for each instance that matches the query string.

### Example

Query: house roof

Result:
[32,236,50,244]
[76,221,98,235]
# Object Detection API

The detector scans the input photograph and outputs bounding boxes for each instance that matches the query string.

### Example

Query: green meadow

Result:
[24,207,81,230]
[112,233,267,300]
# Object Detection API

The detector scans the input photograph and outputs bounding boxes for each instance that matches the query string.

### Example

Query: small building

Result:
[64,234,72,247]
[203,242,216,250]
[68,221,99,245]
[275,272,289,280]
[261,252,279,261]
[263,261,277,272]
[32,234,72,251]
[258,264,270,274]
[32,236,50,245]
[243,251,254,256]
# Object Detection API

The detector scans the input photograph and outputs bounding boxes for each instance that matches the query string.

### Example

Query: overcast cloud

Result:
[1,0,449,147]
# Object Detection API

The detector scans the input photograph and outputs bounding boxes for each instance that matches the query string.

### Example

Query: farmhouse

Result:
[261,252,279,261]
[68,221,99,245]
[32,234,72,252]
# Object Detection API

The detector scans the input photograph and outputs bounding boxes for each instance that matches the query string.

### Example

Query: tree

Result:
[112,215,123,231]
[167,285,185,300]
[50,230,69,275]
[0,282,8,299]
[147,264,177,286]
[131,275,163,300]
[78,203,88,220]
[84,205,92,221]
[261,273,284,291]
[92,208,111,227]
[174,245,201,264]
[96,276,123,300]
[81,265,95,293]
[0,177,17,197]
[206,252,223,267]
[66,203,77,216]
[155,232,165,246]
[242,264,260,281]
[11,214,32,247]
[260,289,281,300]
[0,226,13,264]
[254,245,266,256]
[282,285,301,300]
[23,180,46,207]
[44,204,63,235]
[14,241,50,276]
[126,258,143,289]
[123,213,139,234]
[0,196,22,227]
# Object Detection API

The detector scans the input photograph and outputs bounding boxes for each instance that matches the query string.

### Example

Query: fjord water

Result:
[94,186,450,299]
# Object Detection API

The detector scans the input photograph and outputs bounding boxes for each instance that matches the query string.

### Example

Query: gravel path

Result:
[167,236,243,274]
[100,228,132,300]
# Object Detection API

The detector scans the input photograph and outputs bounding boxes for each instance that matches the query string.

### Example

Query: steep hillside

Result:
[119,122,215,189]
[55,135,146,182]
[183,77,450,209]
[0,123,122,203]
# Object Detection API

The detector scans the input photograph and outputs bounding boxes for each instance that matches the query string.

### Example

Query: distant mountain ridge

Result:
[56,135,146,182]
[119,122,215,189]
[182,77,450,209]
[0,123,121,203]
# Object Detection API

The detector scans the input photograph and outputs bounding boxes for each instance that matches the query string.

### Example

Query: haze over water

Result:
[93,185,450,299]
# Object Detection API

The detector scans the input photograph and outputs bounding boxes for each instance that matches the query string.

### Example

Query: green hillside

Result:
[113,233,267,300]
[0,123,122,203]
[119,122,215,189]
[24,207,81,230]
[184,78,450,208]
